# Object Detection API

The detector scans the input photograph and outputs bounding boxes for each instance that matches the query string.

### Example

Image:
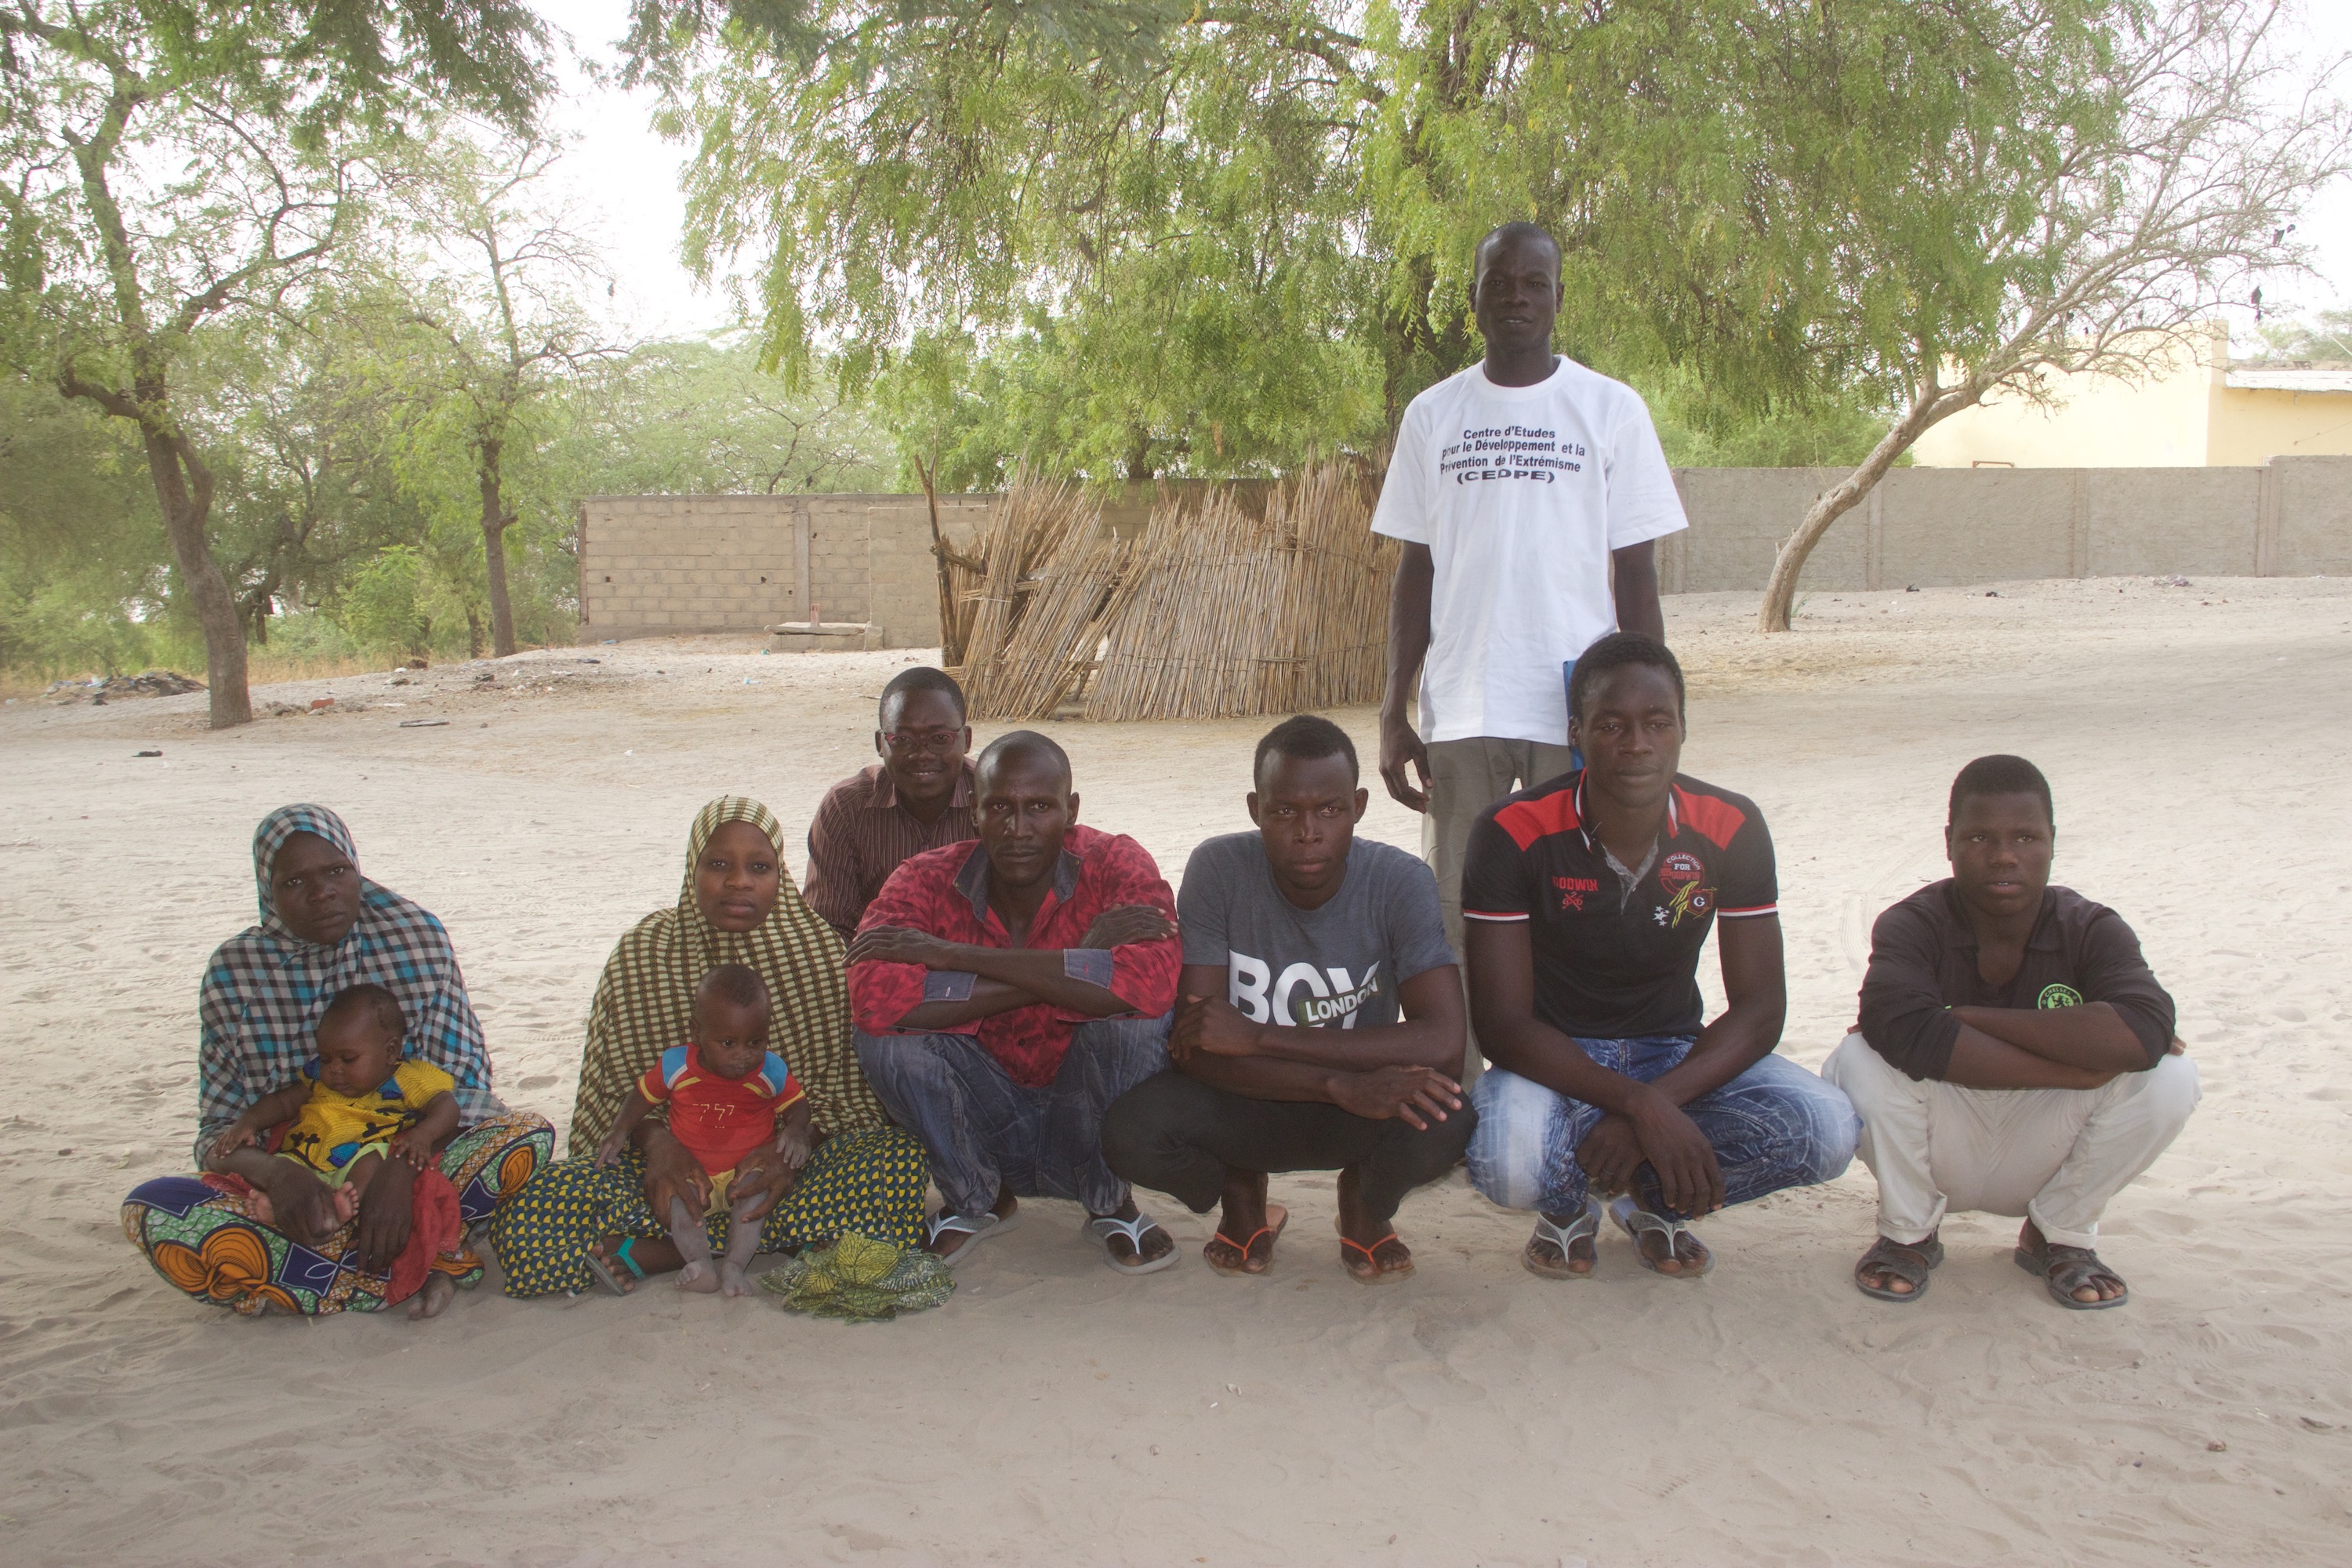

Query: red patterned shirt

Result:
[849,825,1181,1086]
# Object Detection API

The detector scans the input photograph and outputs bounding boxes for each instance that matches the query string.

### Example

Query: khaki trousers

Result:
[1422,736,1580,1085]
[1823,1032,2200,1250]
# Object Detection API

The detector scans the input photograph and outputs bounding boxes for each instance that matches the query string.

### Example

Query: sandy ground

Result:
[2,573,2349,1566]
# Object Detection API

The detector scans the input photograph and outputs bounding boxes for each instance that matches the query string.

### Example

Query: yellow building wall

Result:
[1911,332,2217,468]
[2206,387,2352,466]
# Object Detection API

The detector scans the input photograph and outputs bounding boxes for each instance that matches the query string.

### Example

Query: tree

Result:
[0,2,553,724]
[1743,0,2350,631]
[376,132,621,655]
[565,334,894,495]
[625,1,1893,484]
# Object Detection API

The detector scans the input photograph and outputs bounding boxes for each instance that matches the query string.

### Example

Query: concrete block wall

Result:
[581,458,2350,644]
[578,493,989,644]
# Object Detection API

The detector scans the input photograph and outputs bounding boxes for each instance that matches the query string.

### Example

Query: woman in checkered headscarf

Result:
[490,797,927,1298]
[122,805,554,1316]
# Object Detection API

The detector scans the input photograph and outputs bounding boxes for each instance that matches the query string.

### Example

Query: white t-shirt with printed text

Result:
[1370,358,1687,746]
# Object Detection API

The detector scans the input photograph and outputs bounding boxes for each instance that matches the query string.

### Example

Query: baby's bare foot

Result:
[407,1272,456,1319]
[247,1192,277,1228]
[719,1261,756,1298]
[676,1260,721,1294]
[330,1184,361,1226]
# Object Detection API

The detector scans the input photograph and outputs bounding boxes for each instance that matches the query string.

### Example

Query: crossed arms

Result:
[1169,963,1467,1127]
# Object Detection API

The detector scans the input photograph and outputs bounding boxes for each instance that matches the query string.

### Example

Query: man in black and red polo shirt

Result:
[1461,632,1857,1279]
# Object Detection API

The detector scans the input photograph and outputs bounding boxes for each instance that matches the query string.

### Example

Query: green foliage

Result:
[2249,308,2352,363]
[0,376,169,673]
[560,336,894,495]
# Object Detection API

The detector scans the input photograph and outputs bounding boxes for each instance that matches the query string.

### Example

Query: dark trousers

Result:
[1102,1070,1476,1227]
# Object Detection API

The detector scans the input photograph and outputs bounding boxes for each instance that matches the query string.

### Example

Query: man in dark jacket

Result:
[1825,755,2198,1310]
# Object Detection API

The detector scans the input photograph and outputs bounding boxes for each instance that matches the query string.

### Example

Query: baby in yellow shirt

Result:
[209,984,459,1230]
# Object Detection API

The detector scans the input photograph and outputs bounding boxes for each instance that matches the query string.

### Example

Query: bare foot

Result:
[676,1259,722,1294]
[718,1261,757,1298]
[247,1191,277,1228]
[407,1272,456,1319]
[330,1183,361,1227]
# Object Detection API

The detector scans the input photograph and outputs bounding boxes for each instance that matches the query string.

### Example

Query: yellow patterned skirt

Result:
[488,1125,929,1298]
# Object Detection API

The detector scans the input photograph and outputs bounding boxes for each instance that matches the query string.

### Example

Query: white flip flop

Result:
[1086,1211,1179,1275]
[928,1207,1019,1271]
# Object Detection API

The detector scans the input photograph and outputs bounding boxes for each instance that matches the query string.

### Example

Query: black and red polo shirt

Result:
[1461,770,1777,1040]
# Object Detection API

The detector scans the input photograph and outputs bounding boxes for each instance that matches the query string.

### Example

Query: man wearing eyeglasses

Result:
[804,666,978,940]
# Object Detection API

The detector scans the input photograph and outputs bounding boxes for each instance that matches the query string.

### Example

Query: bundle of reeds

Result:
[956,474,1105,717]
[1082,459,1393,722]
[963,532,1138,720]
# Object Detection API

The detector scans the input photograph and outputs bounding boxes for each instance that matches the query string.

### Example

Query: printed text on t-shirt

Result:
[1229,953,1385,1029]
[1437,426,1586,486]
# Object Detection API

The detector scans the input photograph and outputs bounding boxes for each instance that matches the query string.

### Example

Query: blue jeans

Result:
[1468,1035,1859,1221]
[854,1013,1173,1218]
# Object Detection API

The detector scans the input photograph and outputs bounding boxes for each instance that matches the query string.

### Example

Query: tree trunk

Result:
[1755,397,1940,633]
[140,430,252,727]
[479,444,517,656]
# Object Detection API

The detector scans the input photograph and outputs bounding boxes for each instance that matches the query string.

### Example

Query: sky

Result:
[524,0,2352,352]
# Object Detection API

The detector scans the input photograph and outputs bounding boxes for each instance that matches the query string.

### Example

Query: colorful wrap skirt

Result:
[121,1111,554,1316]
[489,1124,928,1298]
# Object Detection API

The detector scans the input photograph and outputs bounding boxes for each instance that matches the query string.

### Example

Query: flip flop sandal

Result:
[1854,1235,1944,1302]
[1523,1199,1603,1279]
[2016,1239,2130,1310]
[1205,1207,1289,1276]
[584,1236,646,1297]
[1087,1211,1180,1275]
[928,1208,1021,1272]
[1340,1231,1414,1283]
[1610,1194,1714,1278]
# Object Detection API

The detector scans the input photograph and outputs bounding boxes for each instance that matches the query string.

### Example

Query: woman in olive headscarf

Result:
[491,797,927,1296]
[122,804,554,1316]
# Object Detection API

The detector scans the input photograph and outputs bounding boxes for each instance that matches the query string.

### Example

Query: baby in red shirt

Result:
[597,964,814,1295]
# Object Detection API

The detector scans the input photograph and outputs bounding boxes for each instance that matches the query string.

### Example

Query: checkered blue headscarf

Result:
[192,804,500,1164]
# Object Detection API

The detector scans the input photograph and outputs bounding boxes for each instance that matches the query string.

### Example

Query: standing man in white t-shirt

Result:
[1373,221,1689,1079]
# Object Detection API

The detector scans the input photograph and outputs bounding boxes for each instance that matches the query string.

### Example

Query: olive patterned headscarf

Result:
[566,797,884,1154]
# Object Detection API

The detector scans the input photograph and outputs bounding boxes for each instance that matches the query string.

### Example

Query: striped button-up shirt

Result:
[804,760,979,938]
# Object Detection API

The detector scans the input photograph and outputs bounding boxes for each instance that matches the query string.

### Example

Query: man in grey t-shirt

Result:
[1102,717,1472,1280]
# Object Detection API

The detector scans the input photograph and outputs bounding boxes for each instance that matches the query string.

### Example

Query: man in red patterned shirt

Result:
[848,731,1183,1273]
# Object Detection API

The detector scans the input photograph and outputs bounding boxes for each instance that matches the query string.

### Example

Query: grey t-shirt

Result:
[1177,832,1456,1030]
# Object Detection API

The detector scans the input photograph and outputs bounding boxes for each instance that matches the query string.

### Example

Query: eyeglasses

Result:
[881,728,962,755]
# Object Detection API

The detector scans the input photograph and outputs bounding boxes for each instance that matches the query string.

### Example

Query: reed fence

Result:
[949,459,1393,723]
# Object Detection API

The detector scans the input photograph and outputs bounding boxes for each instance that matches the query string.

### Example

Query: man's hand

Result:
[354,1159,416,1271]
[1327,1065,1463,1131]
[1627,1089,1726,1215]
[637,1124,713,1223]
[1169,993,1262,1063]
[1378,713,1430,813]
[846,924,964,970]
[1573,1112,1646,1196]
[1079,904,1176,950]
